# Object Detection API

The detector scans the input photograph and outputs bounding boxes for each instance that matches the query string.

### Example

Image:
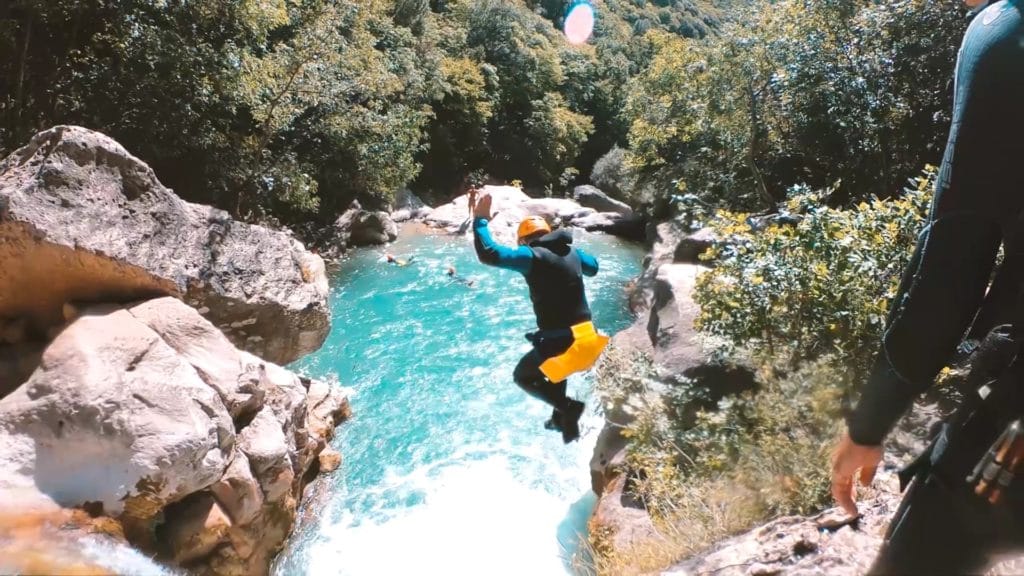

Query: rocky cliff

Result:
[0,127,348,575]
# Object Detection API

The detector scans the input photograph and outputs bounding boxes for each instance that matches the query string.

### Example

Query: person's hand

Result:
[831,431,884,517]
[473,192,497,221]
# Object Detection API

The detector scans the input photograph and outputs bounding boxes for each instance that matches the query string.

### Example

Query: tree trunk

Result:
[746,83,774,210]
[14,12,33,134]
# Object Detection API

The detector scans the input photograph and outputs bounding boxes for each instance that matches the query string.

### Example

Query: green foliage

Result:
[694,168,935,375]
[625,0,965,210]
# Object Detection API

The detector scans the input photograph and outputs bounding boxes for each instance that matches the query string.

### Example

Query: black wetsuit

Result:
[472,218,598,418]
[847,2,1024,572]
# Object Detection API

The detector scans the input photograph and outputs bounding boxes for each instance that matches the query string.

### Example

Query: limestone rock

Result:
[391,189,433,223]
[318,447,342,473]
[128,298,264,420]
[0,295,352,576]
[210,452,264,526]
[0,126,329,364]
[160,492,233,565]
[674,227,719,264]
[588,474,661,557]
[664,471,903,576]
[424,184,646,242]
[0,306,234,517]
[333,202,399,247]
[572,185,633,216]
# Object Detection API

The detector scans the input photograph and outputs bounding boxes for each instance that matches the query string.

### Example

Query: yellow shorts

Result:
[539,321,610,383]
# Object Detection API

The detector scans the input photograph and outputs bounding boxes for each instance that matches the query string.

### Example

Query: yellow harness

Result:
[539,321,610,383]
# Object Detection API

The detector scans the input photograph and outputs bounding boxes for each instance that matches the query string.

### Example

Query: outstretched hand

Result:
[831,431,883,517]
[474,192,497,221]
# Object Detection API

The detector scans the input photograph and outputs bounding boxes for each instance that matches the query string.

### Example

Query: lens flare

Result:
[563,2,595,46]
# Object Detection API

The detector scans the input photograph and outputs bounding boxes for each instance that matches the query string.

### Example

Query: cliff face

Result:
[0,126,330,365]
[0,127,348,575]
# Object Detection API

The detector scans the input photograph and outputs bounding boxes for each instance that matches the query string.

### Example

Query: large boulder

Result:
[0,126,329,365]
[572,185,633,216]
[334,201,399,247]
[390,188,433,223]
[424,184,645,242]
[0,297,351,576]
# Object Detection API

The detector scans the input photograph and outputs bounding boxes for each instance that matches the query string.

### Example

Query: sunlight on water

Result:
[275,226,642,576]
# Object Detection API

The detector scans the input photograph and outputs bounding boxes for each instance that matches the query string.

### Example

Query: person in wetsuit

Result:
[831,1,1024,572]
[472,192,606,443]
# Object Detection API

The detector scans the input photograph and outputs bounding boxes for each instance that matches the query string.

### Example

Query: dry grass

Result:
[588,351,846,575]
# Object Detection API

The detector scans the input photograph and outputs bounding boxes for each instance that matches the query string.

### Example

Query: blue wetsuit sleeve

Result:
[578,249,598,277]
[473,218,533,274]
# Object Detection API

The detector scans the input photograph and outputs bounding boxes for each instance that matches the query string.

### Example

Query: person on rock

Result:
[831,1,1024,573]
[472,192,609,443]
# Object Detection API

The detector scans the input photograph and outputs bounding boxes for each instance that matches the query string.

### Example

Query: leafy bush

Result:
[693,168,934,376]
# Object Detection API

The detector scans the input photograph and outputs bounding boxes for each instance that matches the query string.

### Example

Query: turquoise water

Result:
[274,226,643,576]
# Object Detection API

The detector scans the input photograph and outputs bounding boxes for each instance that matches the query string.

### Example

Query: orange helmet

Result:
[517,216,551,243]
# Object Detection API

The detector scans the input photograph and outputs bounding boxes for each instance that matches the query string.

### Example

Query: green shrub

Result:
[693,168,935,377]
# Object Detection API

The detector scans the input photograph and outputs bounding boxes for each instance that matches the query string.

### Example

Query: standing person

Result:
[830,1,1024,573]
[472,192,609,443]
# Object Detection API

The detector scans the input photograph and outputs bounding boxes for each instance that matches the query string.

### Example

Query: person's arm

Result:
[832,214,1001,516]
[473,218,533,274]
[578,248,599,277]
[847,215,1001,445]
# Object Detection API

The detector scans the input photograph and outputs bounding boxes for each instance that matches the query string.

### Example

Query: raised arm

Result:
[577,248,599,277]
[473,218,533,274]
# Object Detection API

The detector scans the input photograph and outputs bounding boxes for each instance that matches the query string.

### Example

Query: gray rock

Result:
[0,307,235,517]
[332,202,399,247]
[390,188,433,222]
[572,185,633,216]
[0,297,352,575]
[664,471,903,576]
[569,211,646,241]
[674,227,719,264]
[0,126,329,365]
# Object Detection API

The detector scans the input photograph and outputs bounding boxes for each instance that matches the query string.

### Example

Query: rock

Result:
[0,126,329,365]
[238,408,294,504]
[333,202,399,247]
[210,452,263,526]
[628,219,689,313]
[423,184,646,242]
[318,447,342,473]
[160,492,233,565]
[0,341,43,399]
[590,320,652,495]
[674,227,719,264]
[647,264,707,379]
[391,189,433,223]
[0,317,27,344]
[664,471,903,576]
[0,296,352,576]
[424,185,531,243]
[588,474,661,558]
[0,306,235,518]
[572,185,633,216]
[568,211,646,241]
[128,297,264,420]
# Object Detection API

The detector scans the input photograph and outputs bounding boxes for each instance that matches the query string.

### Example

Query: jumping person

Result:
[472,192,609,443]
